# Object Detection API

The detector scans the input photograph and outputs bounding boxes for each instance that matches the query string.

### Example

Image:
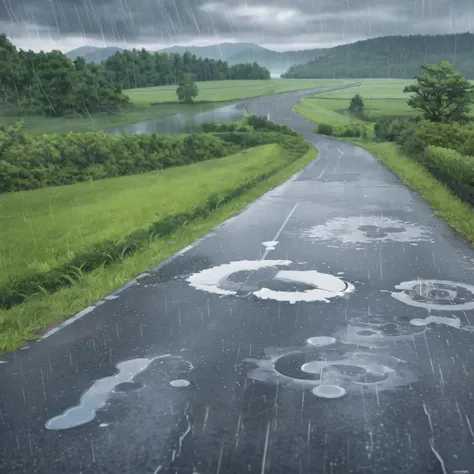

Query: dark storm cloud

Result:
[1,0,473,51]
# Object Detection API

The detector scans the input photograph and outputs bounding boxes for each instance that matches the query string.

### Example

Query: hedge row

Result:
[0,115,301,194]
[421,146,474,205]
[314,122,369,139]
[374,117,474,205]
[0,123,238,193]
[374,118,474,157]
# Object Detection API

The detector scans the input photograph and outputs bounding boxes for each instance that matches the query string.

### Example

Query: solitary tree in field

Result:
[348,94,364,116]
[176,74,199,103]
[404,61,474,123]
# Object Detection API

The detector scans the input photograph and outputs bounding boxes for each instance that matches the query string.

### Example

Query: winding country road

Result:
[2,87,474,474]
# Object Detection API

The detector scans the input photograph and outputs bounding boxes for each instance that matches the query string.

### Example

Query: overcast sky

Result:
[1,0,473,53]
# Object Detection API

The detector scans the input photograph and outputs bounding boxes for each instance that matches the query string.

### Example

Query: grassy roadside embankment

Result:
[294,79,474,244]
[0,137,317,352]
[0,79,350,135]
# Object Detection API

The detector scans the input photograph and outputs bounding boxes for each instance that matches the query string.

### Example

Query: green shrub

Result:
[317,123,333,135]
[397,121,474,158]
[201,121,219,132]
[422,146,474,205]
[341,122,362,137]
[245,115,298,136]
[374,118,412,142]
[0,118,308,194]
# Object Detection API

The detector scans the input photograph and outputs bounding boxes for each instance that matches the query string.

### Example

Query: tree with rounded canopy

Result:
[348,93,364,115]
[404,61,474,123]
[176,74,199,103]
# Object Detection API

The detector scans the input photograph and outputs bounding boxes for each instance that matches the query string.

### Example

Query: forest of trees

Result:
[0,34,128,117]
[0,35,270,118]
[103,49,270,89]
[282,33,474,79]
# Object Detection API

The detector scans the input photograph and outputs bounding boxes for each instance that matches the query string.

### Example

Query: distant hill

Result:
[66,46,124,63]
[158,42,265,60]
[158,43,324,70]
[226,48,327,72]
[65,42,325,71]
[282,33,474,79]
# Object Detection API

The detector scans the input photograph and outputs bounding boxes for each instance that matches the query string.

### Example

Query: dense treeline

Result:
[104,50,270,89]
[0,116,301,194]
[0,34,129,117]
[283,33,474,79]
[0,34,270,117]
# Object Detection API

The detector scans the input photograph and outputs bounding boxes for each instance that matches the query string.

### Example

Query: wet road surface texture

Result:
[2,87,474,474]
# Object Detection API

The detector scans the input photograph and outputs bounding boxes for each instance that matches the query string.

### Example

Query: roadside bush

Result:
[422,146,474,205]
[0,127,310,308]
[341,123,362,137]
[317,123,333,135]
[374,118,411,142]
[245,115,298,136]
[397,121,474,158]
[0,117,308,194]
[0,121,240,193]
[201,121,219,132]
[246,114,270,130]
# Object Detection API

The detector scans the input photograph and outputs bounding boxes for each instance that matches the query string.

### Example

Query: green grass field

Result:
[295,78,474,126]
[294,79,417,126]
[0,143,317,352]
[125,79,352,105]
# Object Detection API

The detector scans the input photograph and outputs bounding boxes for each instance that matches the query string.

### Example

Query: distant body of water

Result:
[107,102,248,135]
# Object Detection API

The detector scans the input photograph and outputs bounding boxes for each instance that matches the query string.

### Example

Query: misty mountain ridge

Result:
[283,32,474,79]
[158,42,266,59]
[65,33,474,79]
[66,46,124,63]
[65,42,324,70]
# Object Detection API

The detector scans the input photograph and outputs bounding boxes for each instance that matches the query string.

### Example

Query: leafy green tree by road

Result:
[404,61,474,123]
[176,74,199,103]
[348,94,365,116]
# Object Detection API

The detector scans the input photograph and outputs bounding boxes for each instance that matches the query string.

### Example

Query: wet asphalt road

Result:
[2,87,474,474]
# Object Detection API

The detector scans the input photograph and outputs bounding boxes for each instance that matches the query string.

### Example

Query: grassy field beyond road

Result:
[294,79,418,125]
[0,142,317,352]
[125,79,352,105]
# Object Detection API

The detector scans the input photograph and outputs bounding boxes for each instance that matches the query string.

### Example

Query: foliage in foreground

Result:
[0,115,303,193]
[0,144,316,352]
[0,116,309,310]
